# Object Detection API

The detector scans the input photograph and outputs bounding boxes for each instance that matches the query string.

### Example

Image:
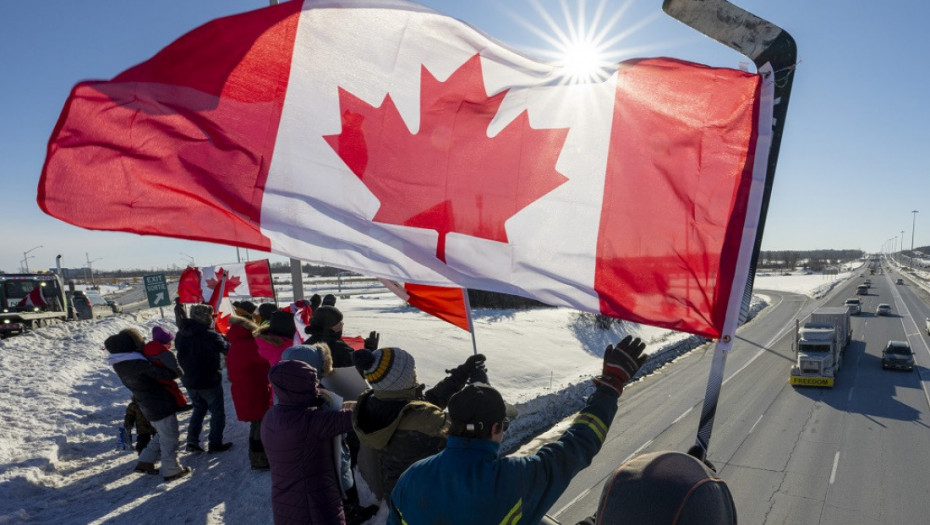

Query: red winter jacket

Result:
[225,316,272,422]
[255,330,294,368]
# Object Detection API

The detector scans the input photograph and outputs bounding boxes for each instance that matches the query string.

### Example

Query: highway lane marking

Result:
[829,451,840,484]
[552,438,655,518]
[748,414,763,434]
[887,282,930,411]
[672,407,692,425]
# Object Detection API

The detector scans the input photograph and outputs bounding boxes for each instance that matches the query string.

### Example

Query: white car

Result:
[844,298,862,315]
[876,304,892,316]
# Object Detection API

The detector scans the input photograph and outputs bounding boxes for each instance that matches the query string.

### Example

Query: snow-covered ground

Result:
[0,271,855,524]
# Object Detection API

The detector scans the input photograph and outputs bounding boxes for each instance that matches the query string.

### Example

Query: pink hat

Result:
[152,326,174,344]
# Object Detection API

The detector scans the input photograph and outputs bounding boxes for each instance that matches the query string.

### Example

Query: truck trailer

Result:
[790,306,852,387]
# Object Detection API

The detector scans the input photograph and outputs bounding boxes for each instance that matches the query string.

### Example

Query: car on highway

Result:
[876,303,892,316]
[863,279,871,288]
[896,278,904,285]
[844,298,862,315]
[856,284,868,295]
[881,340,914,371]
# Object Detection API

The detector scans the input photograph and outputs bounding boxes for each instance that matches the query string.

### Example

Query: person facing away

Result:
[388,336,647,525]
[106,328,190,482]
[257,302,278,326]
[575,450,737,525]
[281,343,379,525]
[174,304,233,453]
[262,359,355,525]
[255,310,299,367]
[225,314,273,470]
[142,325,190,411]
[351,347,487,502]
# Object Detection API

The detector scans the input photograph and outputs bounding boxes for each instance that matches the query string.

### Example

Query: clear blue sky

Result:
[1,0,926,273]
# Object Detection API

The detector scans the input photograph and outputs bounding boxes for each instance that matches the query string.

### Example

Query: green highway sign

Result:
[143,273,171,307]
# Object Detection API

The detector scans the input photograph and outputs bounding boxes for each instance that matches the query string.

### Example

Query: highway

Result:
[549,268,930,524]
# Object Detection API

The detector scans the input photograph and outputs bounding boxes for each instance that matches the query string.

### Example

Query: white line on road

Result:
[749,414,763,434]
[672,407,692,425]
[553,438,655,518]
[829,451,840,484]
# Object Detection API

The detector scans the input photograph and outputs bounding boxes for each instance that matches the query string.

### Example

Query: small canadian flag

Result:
[17,287,48,309]
[380,279,471,332]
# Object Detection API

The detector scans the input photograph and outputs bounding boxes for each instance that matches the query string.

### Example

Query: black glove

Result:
[594,335,646,394]
[447,353,487,384]
[364,331,380,350]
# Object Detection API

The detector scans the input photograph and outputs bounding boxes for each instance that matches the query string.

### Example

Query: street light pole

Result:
[912,210,919,251]
[85,252,102,287]
[23,245,43,273]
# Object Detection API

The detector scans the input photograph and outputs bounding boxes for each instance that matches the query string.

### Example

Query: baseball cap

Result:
[447,383,518,438]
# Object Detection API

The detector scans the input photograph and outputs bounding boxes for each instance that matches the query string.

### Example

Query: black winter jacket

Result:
[175,319,230,390]
[110,353,180,422]
[304,330,355,368]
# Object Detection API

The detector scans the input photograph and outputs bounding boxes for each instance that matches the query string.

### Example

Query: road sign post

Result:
[143,273,172,316]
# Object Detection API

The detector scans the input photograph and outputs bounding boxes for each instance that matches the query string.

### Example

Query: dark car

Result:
[881,340,914,371]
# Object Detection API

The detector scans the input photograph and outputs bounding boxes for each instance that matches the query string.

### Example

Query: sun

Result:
[554,36,613,83]
[501,0,668,85]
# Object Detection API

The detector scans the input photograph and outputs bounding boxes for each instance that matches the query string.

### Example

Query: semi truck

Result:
[789,306,852,387]
[0,273,71,338]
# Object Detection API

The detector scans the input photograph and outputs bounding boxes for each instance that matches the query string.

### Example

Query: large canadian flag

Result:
[39,0,772,339]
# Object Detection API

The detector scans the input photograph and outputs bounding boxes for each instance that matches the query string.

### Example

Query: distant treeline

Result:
[758,249,864,271]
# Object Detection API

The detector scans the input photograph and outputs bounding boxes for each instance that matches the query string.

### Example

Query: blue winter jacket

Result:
[388,384,619,525]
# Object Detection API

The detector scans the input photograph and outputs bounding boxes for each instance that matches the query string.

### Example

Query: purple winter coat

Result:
[262,360,354,525]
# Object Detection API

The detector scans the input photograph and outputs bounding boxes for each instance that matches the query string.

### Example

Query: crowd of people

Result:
[106,293,738,525]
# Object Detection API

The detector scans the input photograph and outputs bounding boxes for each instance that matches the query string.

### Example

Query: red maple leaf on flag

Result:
[206,268,242,296]
[324,54,569,262]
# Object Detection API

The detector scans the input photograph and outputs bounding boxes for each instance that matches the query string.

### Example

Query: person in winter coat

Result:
[262,359,355,525]
[256,302,278,326]
[175,304,232,453]
[387,336,647,525]
[142,325,189,411]
[280,344,379,525]
[303,306,357,369]
[351,347,486,502]
[322,294,337,307]
[123,396,156,454]
[255,310,298,367]
[309,293,322,312]
[106,328,190,482]
[225,314,273,470]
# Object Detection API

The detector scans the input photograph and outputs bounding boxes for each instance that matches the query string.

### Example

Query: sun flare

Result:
[502,0,669,85]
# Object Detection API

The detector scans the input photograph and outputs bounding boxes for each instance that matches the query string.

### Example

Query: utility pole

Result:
[912,210,919,250]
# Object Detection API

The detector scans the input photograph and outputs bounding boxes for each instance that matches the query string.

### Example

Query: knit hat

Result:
[257,302,277,323]
[322,293,337,307]
[104,328,145,354]
[189,304,214,326]
[309,294,322,309]
[306,305,343,334]
[353,347,417,391]
[281,343,333,377]
[268,310,297,339]
[152,326,174,344]
[447,384,518,439]
[594,451,737,525]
